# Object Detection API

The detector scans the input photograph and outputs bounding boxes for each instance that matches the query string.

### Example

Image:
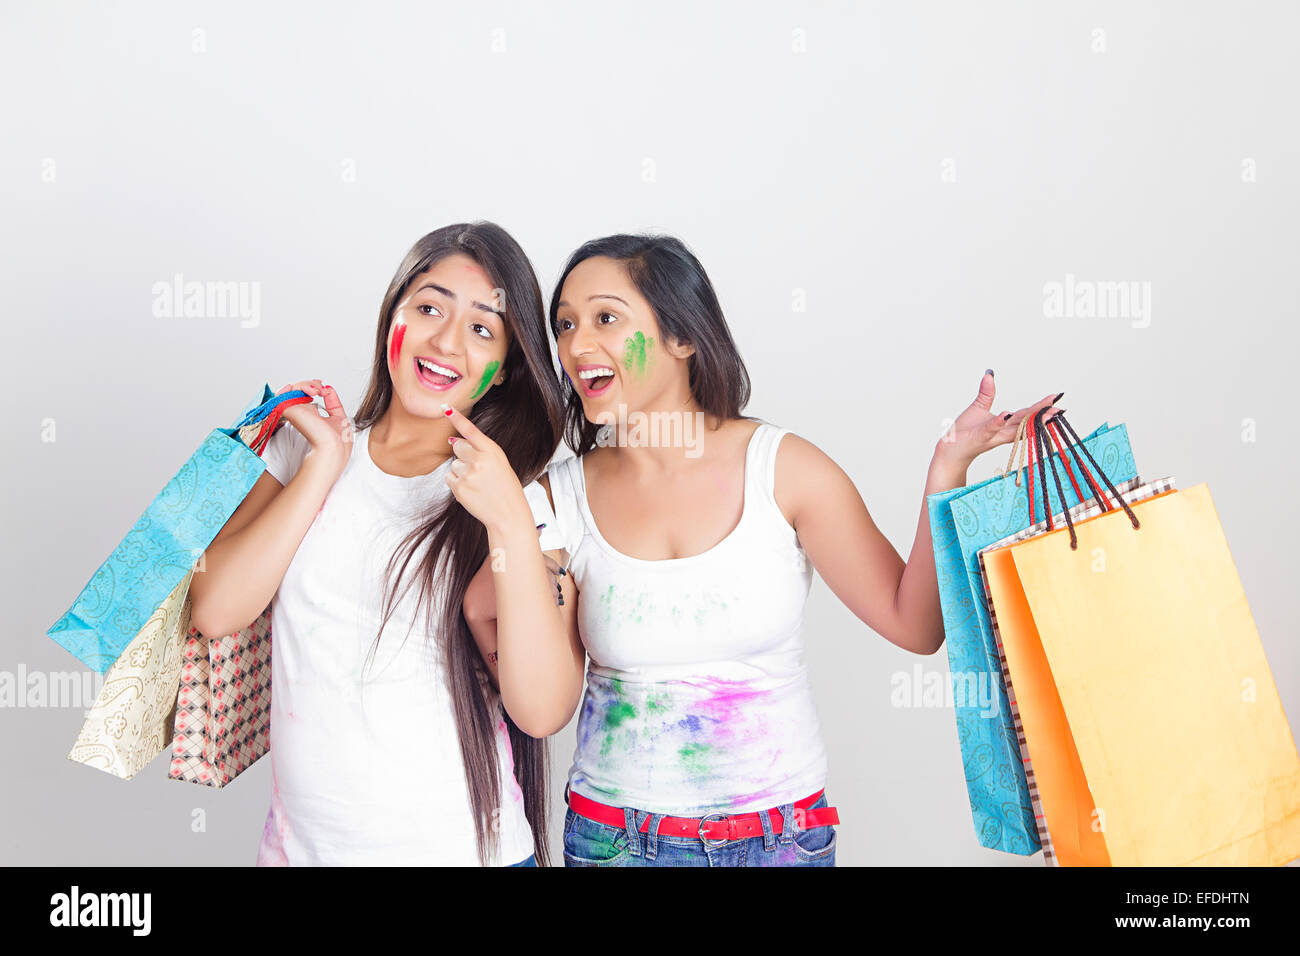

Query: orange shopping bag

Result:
[980,473,1176,866]
[997,412,1300,866]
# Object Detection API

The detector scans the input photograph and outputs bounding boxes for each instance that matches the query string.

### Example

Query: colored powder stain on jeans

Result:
[470,359,500,400]
[621,332,654,378]
[388,322,406,369]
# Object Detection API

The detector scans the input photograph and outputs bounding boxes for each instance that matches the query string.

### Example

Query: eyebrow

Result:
[414,282,502,315]
[556,294,631,309]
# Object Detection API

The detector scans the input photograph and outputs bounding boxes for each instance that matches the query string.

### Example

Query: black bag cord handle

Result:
[1032,410,1079,550]
[1053,412,1141,531]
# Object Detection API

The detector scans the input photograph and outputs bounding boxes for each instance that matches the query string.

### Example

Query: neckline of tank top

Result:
[358,425,453,485]
[573,421,772,568]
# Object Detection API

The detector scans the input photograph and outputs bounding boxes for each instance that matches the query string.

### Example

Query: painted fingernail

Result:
[536,523,547,530]
[985,368,994,377]
[1003,413,1013,420]
[1054,392,1064,402]
[440,402,453,416]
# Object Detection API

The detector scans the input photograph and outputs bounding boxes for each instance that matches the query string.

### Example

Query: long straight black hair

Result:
[352,222,564,866]
[547,234,752,455]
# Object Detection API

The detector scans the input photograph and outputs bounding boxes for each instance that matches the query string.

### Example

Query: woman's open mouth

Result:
[414,356,462,391]
[576,364,616,396]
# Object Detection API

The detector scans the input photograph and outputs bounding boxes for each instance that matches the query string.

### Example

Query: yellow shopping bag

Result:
[982,477,1178,866]
[1008,483,1300,866]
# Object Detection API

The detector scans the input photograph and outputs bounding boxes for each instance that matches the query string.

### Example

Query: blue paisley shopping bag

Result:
[46,385,311,672]
[927,420,1138,854]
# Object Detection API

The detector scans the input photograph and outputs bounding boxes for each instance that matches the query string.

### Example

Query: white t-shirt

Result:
[253,419,561,866]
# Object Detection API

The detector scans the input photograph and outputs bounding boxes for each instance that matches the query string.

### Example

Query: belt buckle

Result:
[698,812,731,847]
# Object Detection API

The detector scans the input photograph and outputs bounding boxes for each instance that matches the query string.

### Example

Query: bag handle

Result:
[1053,412,1141,531]
[233,389,311,431]
[1001,416,1031,486]
[1045,415,1111,512]
[1029,410,1142,551]
[248,397,312,455]
[232,389,313,456]
[1042,418,1085,505]
[1032,409,1077,549]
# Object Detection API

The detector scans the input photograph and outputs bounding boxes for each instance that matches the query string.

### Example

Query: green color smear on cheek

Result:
[470,360,500,400]
[621,332,654,379]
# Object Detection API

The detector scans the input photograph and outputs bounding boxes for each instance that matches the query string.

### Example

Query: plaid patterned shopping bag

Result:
[168,607,272,787]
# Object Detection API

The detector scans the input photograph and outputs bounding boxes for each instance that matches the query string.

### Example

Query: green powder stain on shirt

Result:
[604,678,636,728]
[679,742,713,779]
[621,332,654,379]
[601,584,615,627]
[605,701,636,727]
[470,360,500,400]
[600,680,637,758]
[645,691,672,715]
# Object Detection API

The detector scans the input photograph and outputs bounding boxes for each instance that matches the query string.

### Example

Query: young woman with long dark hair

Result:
[460,233,1061,866]
[188,221,565,865]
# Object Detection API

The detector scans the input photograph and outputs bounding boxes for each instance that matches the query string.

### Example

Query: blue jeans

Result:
[562,793,837,867]
[509,854,537,867]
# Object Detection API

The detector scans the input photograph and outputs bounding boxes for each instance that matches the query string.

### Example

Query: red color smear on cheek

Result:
[389,322,406,369]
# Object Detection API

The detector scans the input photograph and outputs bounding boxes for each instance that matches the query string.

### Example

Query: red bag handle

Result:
[249,395,313,456]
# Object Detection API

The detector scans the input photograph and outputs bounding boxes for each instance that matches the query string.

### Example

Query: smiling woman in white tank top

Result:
[462,234,1061,867]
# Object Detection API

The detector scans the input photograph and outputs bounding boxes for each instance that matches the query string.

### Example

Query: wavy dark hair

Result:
[352,222,564,866]
[547,234,752,455]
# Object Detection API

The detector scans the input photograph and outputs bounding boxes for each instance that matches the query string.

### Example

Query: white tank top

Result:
[544,421,828,815]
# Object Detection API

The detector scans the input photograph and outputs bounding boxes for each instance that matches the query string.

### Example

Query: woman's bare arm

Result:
[189,381,350,638]
[188,450,342,639]
[776,375,1063,655]
[775,435,963,655]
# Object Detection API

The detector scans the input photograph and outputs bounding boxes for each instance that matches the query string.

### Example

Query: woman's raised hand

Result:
[936,370,1063,467]
[275,379,354,473]
[441,403,533,535]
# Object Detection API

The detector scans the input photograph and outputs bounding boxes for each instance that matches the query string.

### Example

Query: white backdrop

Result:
[3,0,1297,865]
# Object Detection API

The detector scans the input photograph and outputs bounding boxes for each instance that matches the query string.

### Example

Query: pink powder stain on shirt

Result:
[691,676,771,746]
[255,769,290,866]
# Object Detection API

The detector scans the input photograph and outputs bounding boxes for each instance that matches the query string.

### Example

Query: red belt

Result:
[565,786,840,844]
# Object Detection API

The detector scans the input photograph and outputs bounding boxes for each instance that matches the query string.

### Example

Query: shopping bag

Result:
[62,386,309,780]
[168,608,272,787]
[1008,481,1300,865]
[47,386,309,671]
[67,571,195,780]
[927,420,1136,853]
[980,474,1176,865]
